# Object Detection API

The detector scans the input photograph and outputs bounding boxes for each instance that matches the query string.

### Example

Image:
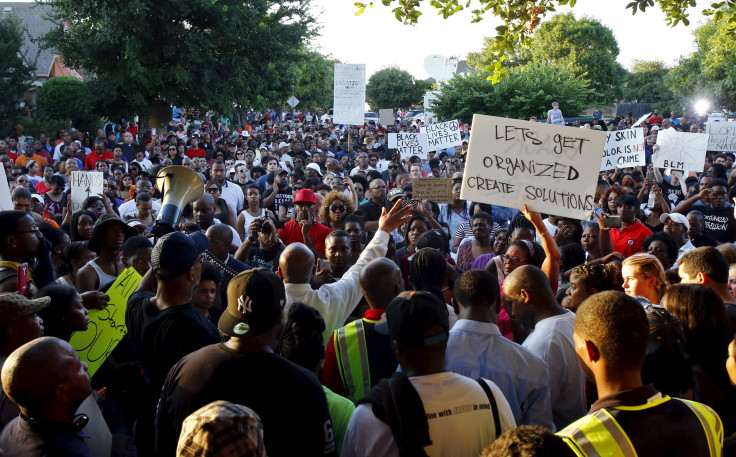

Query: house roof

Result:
[0,2,57,78]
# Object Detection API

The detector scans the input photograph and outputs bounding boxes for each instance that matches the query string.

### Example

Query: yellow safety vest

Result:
[558,395,723,457]
[334,319,372,403]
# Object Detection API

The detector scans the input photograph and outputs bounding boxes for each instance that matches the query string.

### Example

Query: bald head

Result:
[279,242,315,283]
[3,337,90,417]
[503,265,553,299]
[206,224,232,244]
[194,194,215,209]
[359,258,403,309]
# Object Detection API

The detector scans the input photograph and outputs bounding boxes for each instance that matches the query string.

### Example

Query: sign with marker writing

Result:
[70,171,104,213]
[707,122,736,151]
[600,128,645,170]
[413,178,454,203]
[0,171,11,211]
[388,133,429,160]
[333,64,366,125]
[69,267,142,377]
[379,109,394,126]
[424,119,463,151]
[652,128,709,172]
[460,114,605,220]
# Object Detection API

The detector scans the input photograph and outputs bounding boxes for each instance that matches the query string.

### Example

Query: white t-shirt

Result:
[522,310,585,430]
[548,109,564,125]
[341,372,516,457]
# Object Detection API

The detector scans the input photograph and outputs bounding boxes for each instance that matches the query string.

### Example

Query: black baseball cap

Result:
[218,268,286,338]
[377,291,449,346]
[151,231,209,280]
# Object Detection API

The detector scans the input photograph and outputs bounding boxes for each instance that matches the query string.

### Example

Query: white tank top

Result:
[240,208,267,230]
[88,259,118,287]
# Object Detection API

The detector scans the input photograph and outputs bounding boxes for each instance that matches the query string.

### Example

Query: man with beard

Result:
[359,179,388,232]
[210,160,244,212]
[192,194,242,250]
[278,189,331,257]
[262,168,293,225]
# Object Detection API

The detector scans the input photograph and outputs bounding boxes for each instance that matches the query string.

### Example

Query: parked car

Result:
[364,111,379,125]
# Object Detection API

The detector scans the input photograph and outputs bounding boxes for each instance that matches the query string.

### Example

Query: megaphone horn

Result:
[155,165,204,229]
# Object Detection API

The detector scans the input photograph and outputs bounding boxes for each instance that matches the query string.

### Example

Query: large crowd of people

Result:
[0,106,732,456]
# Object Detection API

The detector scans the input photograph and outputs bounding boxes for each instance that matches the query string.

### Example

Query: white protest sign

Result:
[460,114,606,220]
[71,171,104,213]
[600,128,645,171]
[632,112,651,128]
[379,109,394,126]
[424,119,463,151]
[652,128,709,172]
[0,172,12,211]
[388,133,430,160]
[707,122,736,151]
[333,64,366,125]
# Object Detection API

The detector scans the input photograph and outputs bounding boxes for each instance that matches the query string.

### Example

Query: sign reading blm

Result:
[460,114,606,220]
[425,119,463,151]
[333,64,366,126]
[652,128,709,172]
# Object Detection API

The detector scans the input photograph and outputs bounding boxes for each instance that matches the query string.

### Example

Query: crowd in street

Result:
[0,104,732,456]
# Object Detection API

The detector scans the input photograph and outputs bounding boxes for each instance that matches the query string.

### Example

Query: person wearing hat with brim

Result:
[76,215,137,293]
[341,291,515,457]
[660,212,695,261]
[126,231,221,455]
[156,268,338,457]
[276,189,331,257]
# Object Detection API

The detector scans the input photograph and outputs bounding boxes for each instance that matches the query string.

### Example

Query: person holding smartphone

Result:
[597,194,653,258]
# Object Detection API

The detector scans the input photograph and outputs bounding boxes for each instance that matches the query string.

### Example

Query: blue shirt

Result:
[446,319,554,429]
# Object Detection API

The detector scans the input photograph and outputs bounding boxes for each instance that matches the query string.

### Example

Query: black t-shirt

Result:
[359,199,384,222]
[156,344,338,457]
[690,204,736,243]
[658,180,686,208]
[247,245,278,271]
[262,187,293,217]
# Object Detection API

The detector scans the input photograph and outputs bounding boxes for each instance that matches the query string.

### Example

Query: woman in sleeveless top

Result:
[236,184,275,241]
[205,180,236,228]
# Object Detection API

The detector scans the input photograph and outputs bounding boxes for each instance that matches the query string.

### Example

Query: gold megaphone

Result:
[155,165,204,229]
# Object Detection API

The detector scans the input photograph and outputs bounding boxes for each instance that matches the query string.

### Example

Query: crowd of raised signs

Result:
[0,104,732,456]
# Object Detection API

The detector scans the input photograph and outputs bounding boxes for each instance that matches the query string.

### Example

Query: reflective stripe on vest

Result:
[681,399,723,457]
[334,320,371,403]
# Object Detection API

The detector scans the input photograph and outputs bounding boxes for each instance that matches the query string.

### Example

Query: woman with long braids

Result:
[409,247,458,327]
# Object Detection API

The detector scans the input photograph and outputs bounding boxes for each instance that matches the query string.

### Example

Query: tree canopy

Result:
[356,0,725,83]
[0,14,36,128]
[42,0,314,129]
[431,63,593,121]
[365,67,426,110]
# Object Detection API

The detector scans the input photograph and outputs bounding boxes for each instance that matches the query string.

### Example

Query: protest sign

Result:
[379,109,394,125]
[0,172,11,211]
[460,114,605,220]
[652,128,709,172]
[413,178,453,203]
[333,64,366,125]
[600,128,645,170]
[388,133,430,160]
[70,171,104,213]
[707,122,736,151]
[425,120,463,151]
[632,112,651,128]
[69,267,141,377]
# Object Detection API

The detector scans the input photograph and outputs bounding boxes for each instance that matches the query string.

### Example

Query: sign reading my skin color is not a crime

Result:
[460,114,606,220]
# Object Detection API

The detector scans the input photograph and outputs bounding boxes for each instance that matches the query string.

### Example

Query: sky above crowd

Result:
[311,0,705,80]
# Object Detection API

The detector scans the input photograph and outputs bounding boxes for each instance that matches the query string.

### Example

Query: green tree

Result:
[0,14,36,130]
[293,50,339,111]
[432,63,593,121]
[667,16,736,110]
[42,0,313,131]
[366,67,425,110]
[622,60,672,103]
[37,77,98,132]
[470,13,625,103]
[356,0,716,83]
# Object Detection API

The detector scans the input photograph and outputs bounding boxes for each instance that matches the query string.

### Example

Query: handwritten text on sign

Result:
[69,267,142,377]
[460,114,605,220]
[424,120,463,151]
[707,122,736,152]
[600,128,645,171]
[413,178,454,204]
[388,133,429,160]
[333,64,366,126]
[652,128,709,172]
[71,171,104,213]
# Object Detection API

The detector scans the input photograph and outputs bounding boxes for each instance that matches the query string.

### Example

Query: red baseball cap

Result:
[293,189,317,204]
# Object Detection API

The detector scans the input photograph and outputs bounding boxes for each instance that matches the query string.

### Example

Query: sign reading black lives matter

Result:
[461,114,606,220]
[425,120,463,151]
[388,133,429,160]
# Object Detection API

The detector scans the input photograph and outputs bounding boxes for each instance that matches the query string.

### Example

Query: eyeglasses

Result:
[330,205,347,213]
[16,224,41,235]
[206,187,220,193]
[502,255,527,265]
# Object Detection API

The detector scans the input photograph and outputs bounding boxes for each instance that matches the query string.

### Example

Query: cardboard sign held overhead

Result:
[460,114,606,220]
[379,109,394,126]
[70,171,104,213]
[707,122,736,152]
[388,133,429,160]
[413,178,453,203]
[333,64,366,125]
[600,128,645,171]
[652,128,709,172]
[424,119,463,151]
